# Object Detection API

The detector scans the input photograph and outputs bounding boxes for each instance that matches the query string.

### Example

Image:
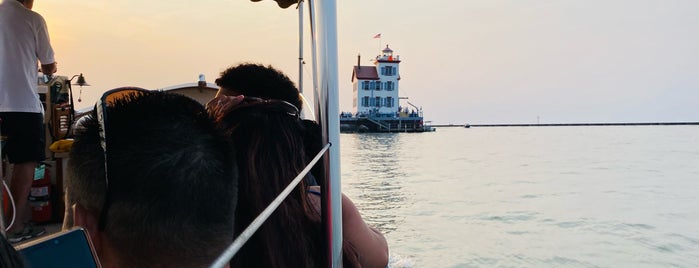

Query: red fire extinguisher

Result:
[29,164,52,223]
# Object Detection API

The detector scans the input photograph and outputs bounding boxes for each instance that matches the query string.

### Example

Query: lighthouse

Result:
[343,45,428,132]
[351,45,401,116]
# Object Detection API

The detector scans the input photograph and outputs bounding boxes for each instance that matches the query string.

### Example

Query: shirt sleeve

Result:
[35,15,55,65]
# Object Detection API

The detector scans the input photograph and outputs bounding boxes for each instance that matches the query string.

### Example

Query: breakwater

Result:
[433,122,699,128]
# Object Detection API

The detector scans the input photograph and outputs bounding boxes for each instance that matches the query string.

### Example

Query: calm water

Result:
[339,126,699,268]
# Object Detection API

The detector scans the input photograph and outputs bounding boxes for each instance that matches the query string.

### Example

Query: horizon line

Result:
[433,122,699,128]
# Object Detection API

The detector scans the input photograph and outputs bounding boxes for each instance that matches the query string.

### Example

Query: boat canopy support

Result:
[310,0,343,267]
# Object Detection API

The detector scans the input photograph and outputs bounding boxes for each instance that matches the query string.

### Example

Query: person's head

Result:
[250,0,298,9]
[214,63,326,186]
[16,0,33,9]
[215,63,303,111]
[67,89,238,267]
[216,98,322,267]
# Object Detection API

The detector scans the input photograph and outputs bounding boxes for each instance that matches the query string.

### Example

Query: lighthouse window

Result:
[362,81,370,90]
[382,66,396,76]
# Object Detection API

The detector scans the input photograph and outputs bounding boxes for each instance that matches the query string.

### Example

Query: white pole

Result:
[314,0,343,266]
[298,1,304,94]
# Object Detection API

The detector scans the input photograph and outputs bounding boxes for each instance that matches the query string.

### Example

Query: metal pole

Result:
[0,120,4,235]
[308,0,319,103]
[298,0,304,94]
[313,0,342,266]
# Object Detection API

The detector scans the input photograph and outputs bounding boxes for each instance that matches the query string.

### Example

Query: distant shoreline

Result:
[433,122,699,128]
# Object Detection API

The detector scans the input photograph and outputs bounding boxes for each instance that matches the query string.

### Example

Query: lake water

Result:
[339,126,699,268]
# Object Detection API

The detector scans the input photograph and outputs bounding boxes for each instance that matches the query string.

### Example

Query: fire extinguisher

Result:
[29,164,52,223]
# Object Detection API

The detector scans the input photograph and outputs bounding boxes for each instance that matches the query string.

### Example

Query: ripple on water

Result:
[667,233,699,246]
[506,230,531,236]
[556,221,585,229]
[543,256,592,267]
[388,254,415,268]
[480,211,538,224]
[623,222,655,230]
[655,243,684,253]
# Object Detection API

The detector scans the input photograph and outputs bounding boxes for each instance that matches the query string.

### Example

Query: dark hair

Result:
[215,63,303,110]
[218,102,358,267]
[216,63,326,185]
[68,91,238,267]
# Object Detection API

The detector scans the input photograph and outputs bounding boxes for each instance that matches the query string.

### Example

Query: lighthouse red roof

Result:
[351,66,379,82]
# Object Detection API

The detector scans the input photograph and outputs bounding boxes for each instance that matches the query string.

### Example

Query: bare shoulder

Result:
[307,187,389,268]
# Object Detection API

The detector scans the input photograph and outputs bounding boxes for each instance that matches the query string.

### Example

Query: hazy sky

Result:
[35,0,698,124]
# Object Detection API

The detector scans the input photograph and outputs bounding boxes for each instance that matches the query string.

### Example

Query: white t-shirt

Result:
[0,0,55,113]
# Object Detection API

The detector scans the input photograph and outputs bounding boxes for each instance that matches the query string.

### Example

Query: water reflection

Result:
[341,133,407,233]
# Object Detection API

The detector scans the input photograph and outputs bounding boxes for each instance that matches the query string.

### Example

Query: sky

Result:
[34,0,699,124]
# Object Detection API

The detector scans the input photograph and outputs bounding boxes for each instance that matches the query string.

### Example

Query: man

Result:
[67,91,238,267]
[0,0,57,242]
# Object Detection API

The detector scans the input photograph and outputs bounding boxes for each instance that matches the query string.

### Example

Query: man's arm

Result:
[36,15,56,75]
[41,62,56,75]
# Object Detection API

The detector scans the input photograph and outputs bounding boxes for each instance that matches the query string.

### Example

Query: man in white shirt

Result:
[0,0,56,243]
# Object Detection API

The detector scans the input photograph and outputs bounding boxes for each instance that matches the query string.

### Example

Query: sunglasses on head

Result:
[232,96,300,118]
[94,87,150,230]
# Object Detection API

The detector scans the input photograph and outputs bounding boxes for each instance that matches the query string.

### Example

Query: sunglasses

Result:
[230,96,300,118]
[94,87,150,230]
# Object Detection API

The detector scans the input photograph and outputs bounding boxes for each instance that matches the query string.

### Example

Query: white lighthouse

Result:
[351,45,401,116]
[343,45,427,132]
